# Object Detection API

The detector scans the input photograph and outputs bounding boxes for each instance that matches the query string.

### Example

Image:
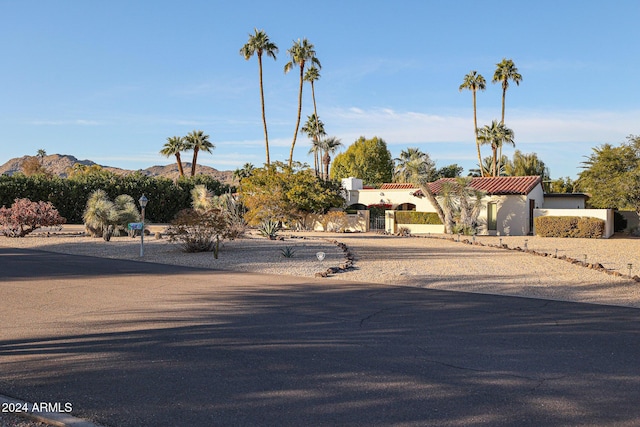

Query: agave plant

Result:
[280,246,296,258]
[258,219,281,240]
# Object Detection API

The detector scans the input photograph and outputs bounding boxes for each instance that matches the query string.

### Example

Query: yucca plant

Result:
[83,190,141,241]
[83,190,119,241]
[258,219,281,240]
[113,194,141,237]
[191,184,213,211]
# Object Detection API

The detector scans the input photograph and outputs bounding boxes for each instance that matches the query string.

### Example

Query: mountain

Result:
[0,154,236,186]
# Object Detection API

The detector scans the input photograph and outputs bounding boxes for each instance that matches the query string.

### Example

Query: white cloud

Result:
[324,106,639,145]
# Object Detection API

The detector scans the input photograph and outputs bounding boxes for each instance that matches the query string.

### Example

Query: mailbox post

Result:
[139,195,148,257]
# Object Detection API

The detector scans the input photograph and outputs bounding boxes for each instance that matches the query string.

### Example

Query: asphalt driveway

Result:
[1,247,639,426]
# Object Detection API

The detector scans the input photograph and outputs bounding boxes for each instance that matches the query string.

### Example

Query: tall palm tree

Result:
[240,29,278,166]
[393,148,435,183]
[492,58,522,173]
[318,136,342,181]
[477,120,515,177]
[301,113,325,176]
[304,66,321,159]
[184,130,215,177]
[459,71,487,176]
[492,58,522,125]
[159,136,187,177]
[284,38,321,168]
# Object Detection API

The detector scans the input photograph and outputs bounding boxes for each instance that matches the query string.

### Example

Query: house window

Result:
[487,202,497,231]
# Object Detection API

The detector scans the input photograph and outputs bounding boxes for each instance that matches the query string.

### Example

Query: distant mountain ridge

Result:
[0,154,236,185]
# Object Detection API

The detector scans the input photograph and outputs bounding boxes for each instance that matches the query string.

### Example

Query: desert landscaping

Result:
[3,226,640,309]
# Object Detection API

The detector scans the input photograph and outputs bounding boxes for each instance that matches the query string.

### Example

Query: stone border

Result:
[284,234,355,278]
[408,233,640,282]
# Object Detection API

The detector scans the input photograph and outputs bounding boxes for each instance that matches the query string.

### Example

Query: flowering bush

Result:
[0,198,66,237]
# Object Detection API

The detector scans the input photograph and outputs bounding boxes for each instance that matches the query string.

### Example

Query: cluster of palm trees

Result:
[459,58,522,177]
[241,29,340,174]
[159,130,214,178]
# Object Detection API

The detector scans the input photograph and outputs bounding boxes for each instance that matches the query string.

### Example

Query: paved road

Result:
[1,247,640,427]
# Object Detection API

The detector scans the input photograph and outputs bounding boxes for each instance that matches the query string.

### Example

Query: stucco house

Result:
[342,176,607,237]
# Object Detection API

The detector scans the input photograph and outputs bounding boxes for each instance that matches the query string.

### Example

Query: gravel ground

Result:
[2,229,640,426]
[2,227,640,309]
[0,412,51,427]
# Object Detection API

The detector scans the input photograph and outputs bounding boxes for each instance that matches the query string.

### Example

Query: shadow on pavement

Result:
[1,248,640,426]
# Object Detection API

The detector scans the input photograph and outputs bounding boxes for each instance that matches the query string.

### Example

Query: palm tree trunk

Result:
[313,139,319,177]
[473,90,484,177]
[311,81,321,177]
[175,153,185,177]
[499,86,506,175]
[323,153,330,181]
[289,65,304,168]
[258,54,270,166]
[191,148,199,177]
[492,145,498,177]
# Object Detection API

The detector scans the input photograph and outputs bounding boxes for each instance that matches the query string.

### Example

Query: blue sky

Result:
[0,0,638,180]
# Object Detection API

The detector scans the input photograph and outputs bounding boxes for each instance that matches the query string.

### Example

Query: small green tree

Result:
[330,136,394,185]
[578,135,640,219]
[503,150,550,180]
[239,162,343,229]
[547,177,576,193]
[435,164,464,179]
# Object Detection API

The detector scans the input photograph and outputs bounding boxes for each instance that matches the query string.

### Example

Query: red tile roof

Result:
[415,176,542,196]
[380,183,416,189]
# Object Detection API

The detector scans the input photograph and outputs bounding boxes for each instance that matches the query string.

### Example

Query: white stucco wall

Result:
[346,188,436,211]
[344,182,546,237]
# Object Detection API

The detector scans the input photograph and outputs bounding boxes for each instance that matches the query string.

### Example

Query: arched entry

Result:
[396,203,416,211]
[346,203,367,213]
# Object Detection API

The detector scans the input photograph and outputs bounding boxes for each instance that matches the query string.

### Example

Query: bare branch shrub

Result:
[0,198,66,237]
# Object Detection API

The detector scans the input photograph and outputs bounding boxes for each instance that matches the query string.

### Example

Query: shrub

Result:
[0,173,233,224]
[0,198,65,237]
[319,211,348,232]
[395,211,442,225]
[166,208,240,258]
[534,216,605,238]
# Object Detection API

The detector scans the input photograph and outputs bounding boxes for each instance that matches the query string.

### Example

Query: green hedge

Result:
[0,173,233,224]
[534,216,604,238]
[395,211,442,225]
